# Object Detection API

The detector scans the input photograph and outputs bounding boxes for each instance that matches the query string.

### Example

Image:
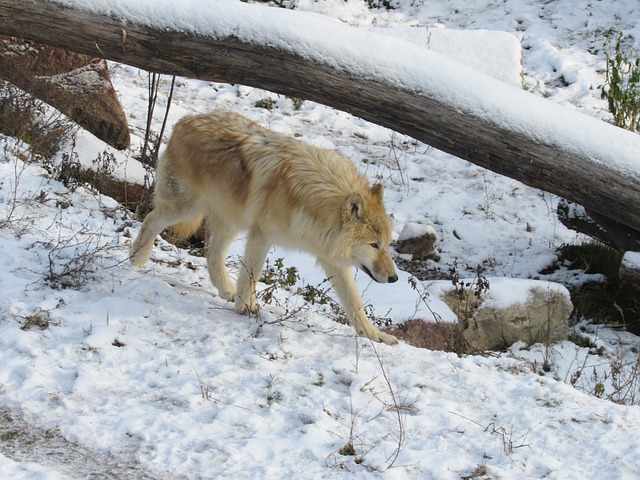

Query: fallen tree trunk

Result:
[1,0,639,245]
[557,200,640,252]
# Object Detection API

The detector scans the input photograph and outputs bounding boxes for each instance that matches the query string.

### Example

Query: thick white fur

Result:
[130,111,399,344]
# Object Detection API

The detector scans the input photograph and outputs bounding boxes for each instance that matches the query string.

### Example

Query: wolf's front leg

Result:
[321,262,398,345]
[206,216,239,302]
[235,229,270,315]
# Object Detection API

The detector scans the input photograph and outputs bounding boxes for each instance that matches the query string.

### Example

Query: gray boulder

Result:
[396,223,439,260]
[442,278,572,352]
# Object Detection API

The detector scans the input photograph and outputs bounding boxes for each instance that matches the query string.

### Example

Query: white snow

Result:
[369,25,524,86]
[1,0,640,479]
[0,452,67,480]
[622,251,640,269]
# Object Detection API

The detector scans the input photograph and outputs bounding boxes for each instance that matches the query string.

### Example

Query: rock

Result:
[0,36,130,149]
[441,278,572,352]
[396,223,440,260]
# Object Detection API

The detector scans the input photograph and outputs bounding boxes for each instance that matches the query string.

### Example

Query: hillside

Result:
[1,1,640,479]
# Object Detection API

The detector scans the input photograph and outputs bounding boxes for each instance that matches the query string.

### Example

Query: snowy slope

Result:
[1,1,640,479]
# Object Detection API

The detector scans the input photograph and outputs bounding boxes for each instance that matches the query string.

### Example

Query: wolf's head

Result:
[344,184,398,284]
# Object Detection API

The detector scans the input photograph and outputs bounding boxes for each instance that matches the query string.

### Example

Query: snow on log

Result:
[1,0,639,243]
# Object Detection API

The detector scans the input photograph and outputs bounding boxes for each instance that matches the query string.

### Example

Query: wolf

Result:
[130,111,399,345]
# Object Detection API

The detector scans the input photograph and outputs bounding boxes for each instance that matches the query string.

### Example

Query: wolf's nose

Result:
[388,275,398,283]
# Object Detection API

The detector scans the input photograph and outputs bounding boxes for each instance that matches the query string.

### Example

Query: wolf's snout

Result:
[388,274,398,283]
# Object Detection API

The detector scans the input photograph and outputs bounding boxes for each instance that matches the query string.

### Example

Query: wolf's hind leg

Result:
[130,206,199,267]
[130,209,172,267]
[320,262,398,345]
[206,215,239,302]
[235,228,270,315]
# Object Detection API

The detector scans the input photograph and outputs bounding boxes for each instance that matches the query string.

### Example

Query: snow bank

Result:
[2,2,640,478]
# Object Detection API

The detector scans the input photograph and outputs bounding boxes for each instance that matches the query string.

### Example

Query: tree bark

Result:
[0,35,130,149]
[0,0,639,243]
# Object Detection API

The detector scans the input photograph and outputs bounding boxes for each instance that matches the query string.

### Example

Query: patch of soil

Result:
[0,407,180,480]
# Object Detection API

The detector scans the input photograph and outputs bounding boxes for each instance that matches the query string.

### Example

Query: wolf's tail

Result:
[168,216,204,241]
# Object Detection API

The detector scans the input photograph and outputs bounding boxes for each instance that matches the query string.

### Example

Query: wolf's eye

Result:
[370,243,379,249]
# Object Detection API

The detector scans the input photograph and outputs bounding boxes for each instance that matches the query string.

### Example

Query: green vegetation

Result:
[0,82,74,159]
[600,30,640,131]
[558,242,640,332]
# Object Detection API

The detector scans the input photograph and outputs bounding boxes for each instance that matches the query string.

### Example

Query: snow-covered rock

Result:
[396,223,439,260]
[442,278,572,351]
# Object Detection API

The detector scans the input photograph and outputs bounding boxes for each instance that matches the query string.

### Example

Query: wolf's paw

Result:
[217,286,237,302]
[130,251,148,268]
[360,327,399,345]
[234,296,258,315]
[376,331,399,346]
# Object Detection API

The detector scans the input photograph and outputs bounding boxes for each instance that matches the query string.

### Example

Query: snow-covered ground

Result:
[1,0,640,478]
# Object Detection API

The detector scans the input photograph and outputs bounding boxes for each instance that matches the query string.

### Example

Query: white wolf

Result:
[130,111,399,345]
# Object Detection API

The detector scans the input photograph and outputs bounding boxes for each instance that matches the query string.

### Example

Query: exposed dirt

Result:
[0,407,181,480]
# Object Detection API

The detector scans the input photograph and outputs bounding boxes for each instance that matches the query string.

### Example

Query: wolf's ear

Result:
[371,183,384,200]
[346,193,365,222]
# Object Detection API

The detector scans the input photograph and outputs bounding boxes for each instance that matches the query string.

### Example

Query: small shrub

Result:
[255,97,278,111]
[259,257,299,305]
[139,73,176,169]
[557,242,640,332]
[136,129,161,167]
[600,30,640,131]
[44,225,116,290]
[264,374,283,405]
[297,279,348,323]
[55,151,83,191]
[448,262,490,329]
[297,280,332,305]
[0,84,35,140]
[287,96,305,110]
[365,0,397,9]
[260,257,299,288]
[54,149,153,215]
[0,82,74,159]
[19,308,52,331]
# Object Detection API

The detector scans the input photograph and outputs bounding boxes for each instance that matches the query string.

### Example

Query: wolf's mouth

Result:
[360,265,379,283]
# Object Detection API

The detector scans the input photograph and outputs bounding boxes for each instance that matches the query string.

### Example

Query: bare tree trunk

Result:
[0,0,639,247]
